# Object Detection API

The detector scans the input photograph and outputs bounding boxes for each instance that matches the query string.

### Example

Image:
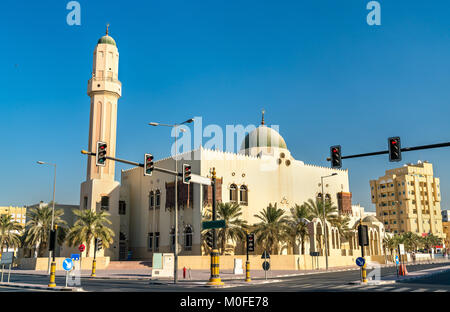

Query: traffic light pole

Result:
[245,233,251,282]
[207,168,223,286]
[326,141,450,161]
[81,151,182,177]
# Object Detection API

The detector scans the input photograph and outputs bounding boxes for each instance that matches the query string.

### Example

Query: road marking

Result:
[391,287,411,292]
[374,286,395,291]
[433,289,448,292]
[411,288,428,292]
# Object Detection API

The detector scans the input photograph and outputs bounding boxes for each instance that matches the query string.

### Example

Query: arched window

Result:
[316,193,323,201]
[184,226,193,250]
[149,191,154,209]
[155,190,161,208]
[325,194,331,201]
[230,184,237,203]
[240,185,248,205]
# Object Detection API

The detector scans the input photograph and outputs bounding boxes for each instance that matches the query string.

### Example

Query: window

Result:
[149,191,154,209]
[83,196,88,210]
[155,190,161,208]
[155,232,159,251]
[101,196,109,211]
[184,226,193,250]
[240,185,248,205]
[119,201,126,215]
[230,184,238,203]
[148,233,153,251]
[170,228,175,251]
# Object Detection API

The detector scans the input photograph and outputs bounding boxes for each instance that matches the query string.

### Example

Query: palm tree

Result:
[253,203,289,254]
[288,204,310,255]
[216,202,248,255]
[400,232,422,252]
[330,214,351,247]
[23,204,67,257]
[303,198,338,223]
[65,209,115,257]
[0,215,22,254]
[421,233,442,251]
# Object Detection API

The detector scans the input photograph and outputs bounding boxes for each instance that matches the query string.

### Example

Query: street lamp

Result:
[37,161,57,275]
[320,172,337,271]
[148,117,194,284]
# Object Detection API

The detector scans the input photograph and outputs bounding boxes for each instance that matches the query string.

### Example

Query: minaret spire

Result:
[106,23,110,36]
[261,109,265,125]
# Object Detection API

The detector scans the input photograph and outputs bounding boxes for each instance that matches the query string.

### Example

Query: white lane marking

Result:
[411,288,428,292]
[391,287,411,292]
[433,289,448,292]
[374,286,395,291]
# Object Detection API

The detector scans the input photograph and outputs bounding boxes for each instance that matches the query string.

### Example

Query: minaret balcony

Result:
[88,77,122,97]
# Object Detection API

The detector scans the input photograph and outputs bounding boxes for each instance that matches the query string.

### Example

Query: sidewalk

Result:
[6,259,450,289]
[0,281,84,292]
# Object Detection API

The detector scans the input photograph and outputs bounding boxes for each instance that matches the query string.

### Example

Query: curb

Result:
[0,282,84,292]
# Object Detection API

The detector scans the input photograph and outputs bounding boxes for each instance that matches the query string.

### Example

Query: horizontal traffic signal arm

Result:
[326,141,450,161]
[81,150,183,177]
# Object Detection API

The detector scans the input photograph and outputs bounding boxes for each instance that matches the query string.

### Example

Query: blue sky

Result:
[1,0,450,212]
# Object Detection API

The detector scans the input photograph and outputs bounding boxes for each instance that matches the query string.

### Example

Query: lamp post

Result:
[320,173,337,271]
[37,161,56,275]
[149,118,194,284]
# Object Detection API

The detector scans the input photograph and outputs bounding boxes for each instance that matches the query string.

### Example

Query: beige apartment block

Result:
[369,161,445,239]
[0,206,27,228]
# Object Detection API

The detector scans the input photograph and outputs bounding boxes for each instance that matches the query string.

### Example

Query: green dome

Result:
[240,125,288,151]
[97,35,116,46]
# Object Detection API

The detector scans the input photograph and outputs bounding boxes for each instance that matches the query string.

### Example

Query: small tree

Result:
[0,215,22,254]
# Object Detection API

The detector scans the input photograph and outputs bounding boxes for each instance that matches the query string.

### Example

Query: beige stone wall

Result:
[178,254,386,270]
[16,257,110,271]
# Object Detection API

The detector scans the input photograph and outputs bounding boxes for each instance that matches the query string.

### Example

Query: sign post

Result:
[261,250,270,280]
[0,252,14,284]
[62,258,74,288]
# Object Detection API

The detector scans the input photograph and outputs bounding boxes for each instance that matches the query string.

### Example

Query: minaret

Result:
[86,24,121,180]
[79,26,121,260]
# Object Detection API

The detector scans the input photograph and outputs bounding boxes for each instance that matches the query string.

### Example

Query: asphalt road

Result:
[1,262,449,292]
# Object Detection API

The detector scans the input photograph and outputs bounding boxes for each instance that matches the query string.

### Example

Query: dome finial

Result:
[261,109,265,125]
[106,23,110,36]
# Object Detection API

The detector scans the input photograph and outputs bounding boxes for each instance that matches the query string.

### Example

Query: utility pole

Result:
[207,168,223,286]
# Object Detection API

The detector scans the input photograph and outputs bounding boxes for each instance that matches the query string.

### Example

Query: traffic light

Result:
[205,230,213,248]
[49,229,57,252]
[247,233,255,252]
[97,239,103,251]
[358,224,369,247]
[183,164,192,184]
[330,145,342,169]
[96,141,107,167]
[388,136,402,162]
[144,153,154,176]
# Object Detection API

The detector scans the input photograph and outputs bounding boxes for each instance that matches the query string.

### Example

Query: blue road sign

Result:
[71,254,80,261]
[395,255,399,265]
[62,258,74,271]
[356,257,365,267]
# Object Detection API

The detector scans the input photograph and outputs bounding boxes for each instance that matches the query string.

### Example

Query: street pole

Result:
[320,173,337,271]
[174,125,178,284]
[321,176,328,271]
[208,168,223,286]
[91,238,97,277]
[37,161,56,275]
[245,232,251,282]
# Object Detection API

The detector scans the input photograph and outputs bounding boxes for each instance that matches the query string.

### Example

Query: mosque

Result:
[79,29,386,262]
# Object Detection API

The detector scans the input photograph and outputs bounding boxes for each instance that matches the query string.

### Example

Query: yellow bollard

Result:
[207,249,223,286]
[361,261,368,283]
[48,262,56,288]
[245,260,251,282]
[91,259,96,277]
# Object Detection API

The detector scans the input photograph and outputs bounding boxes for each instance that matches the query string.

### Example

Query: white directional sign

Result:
[62,258,74,271]
[190,174,211,186]
[398,244,405,255]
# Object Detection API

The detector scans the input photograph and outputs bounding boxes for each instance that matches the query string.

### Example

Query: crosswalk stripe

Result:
[411,288,428,292]
[374,286,395,291]
[391,287,411,292]
[433,289,448,292]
